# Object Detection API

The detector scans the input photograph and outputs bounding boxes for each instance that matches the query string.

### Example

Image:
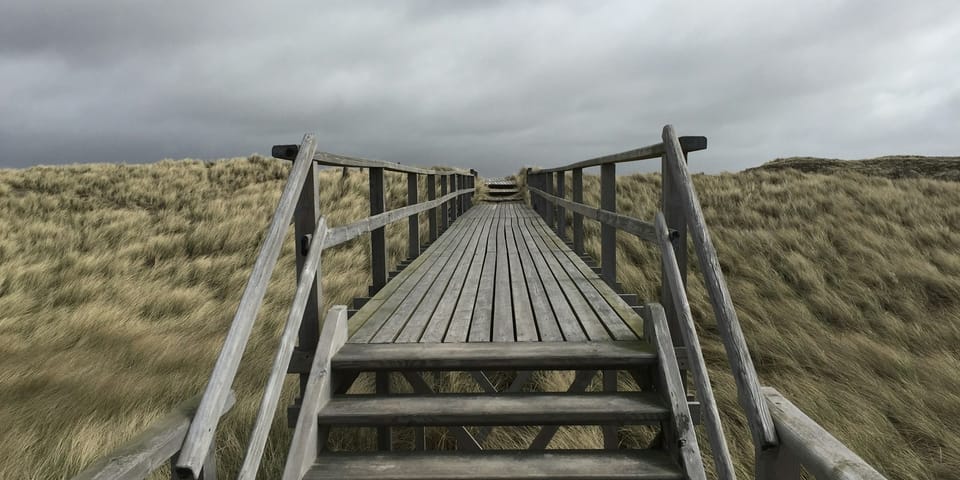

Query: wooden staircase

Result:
[483,177,522,202]
[297,306,706,480]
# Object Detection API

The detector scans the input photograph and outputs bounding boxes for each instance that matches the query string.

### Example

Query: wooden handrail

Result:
[525,184,664,243]
[272,145,473,176]
[655,212,736,480]
[661,124,779,449]
[237,218,329,480]
[282,306,349,480]
[323,187,475,249]
[535,136,707,174]
[72,392,235,480]
[761,388,886,480]
[176,134,319,479]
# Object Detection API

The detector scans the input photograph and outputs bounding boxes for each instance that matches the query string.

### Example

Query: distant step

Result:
[318,392,668,427]
[332,341,657,371]
[306,450,682,480]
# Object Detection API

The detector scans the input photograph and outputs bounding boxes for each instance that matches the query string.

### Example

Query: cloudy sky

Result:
[1,1,958,175]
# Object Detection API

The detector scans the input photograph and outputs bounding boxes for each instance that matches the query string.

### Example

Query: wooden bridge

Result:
[74,126,887,480]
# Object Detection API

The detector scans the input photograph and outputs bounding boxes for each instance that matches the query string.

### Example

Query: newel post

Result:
[292,158,321,396]
[600,163,617,287]
[407,173,419,259]
[572,168,584,255]
[661,149,688,349]
[369,167,387,294]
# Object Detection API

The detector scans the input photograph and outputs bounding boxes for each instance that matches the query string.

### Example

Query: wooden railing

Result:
[525,125,887,480]
[73,134,476,480]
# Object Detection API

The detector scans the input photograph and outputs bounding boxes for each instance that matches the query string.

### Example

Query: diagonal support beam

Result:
[401,372,482,451]
[529,370,597,450]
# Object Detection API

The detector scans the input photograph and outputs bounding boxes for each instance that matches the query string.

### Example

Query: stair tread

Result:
[319,392,668,426]
[305,450,682,480]
[333,341,656,371]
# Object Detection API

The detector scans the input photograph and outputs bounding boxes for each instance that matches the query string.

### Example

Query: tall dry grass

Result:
[1,157,958,479]
[556,166,960,479]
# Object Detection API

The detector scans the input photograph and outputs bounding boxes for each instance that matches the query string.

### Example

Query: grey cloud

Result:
[1,0,958,176]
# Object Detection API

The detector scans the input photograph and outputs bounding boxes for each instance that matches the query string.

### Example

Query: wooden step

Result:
[332,341,657,371]
[318,392,668,427]
[305,450,682,479]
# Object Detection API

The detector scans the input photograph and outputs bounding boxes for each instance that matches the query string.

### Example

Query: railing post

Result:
[369,167,387,294]
[661,150,688,355]
[292,159,321,397]
[454,174,462,218]
[555,171,566,239]
[600,163,617,287]
[440,175,448,232]
[572,168,584,255]
[544,172,554,228]
[407,173,419,259]
[428,174,437,242]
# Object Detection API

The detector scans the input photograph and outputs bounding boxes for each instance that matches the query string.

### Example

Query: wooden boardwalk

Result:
[76,127,888,480]
[349,203,642,344]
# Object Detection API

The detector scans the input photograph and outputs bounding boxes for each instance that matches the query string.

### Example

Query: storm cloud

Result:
[1,0,958,175]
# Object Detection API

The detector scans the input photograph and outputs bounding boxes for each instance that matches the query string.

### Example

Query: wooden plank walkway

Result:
[348,203,643,344]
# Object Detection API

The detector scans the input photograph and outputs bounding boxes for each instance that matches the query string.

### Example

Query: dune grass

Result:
[1,157,958,479]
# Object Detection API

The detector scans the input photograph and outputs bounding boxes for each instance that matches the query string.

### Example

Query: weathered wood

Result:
[439,176,448,232]
[273,145,471,176]
[376,372,391,451]
[281,306,349,480]
[237,219,329,480]
[446,207,495,342]
[333,341,656,371]
[293,161,322,397]
[655,213,736,480]
[400,372,481,451]
[555,171,566,239]
[369,167,387,294]
[663,124,778,448]
[645,303,706,480]
[507,225,538,341]
[529,370,597,449]
[534,136,707,174]
[492,216,515,341]
[73,393,235,480]
[600,163,617,287]
[407,173,419,259]
[525,213,639,340]
[760,387,887,480]
[543,173,555,228]
[527,186,661,243]
[323,189,469,249]
[661,149,688,364]
[427,175,437,242]
[176,134,317,479]
[317,393,669,426]
[603,370,619,449]
[512,213,564,341]
[304,450,682,480]
[572,168,584,254]
[468,205,501,342]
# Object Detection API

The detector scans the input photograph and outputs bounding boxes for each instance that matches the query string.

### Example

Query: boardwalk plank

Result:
[445,207,496,343]
[420,207,494,342]
[512,207,564,342]
[507,205,539,341]
[396,212,487,342]
[492,210,515,342]
[372,214,483,343]
[469,205,502,342]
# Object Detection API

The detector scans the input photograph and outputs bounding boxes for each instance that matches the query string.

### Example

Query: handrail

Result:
[661,124,779,449]
[324,187,475,249]
[271,145,473,176]
[654,212,736,480]
[526,184,663,243]
[535,136,707,174]
[237,218,329,480]
[176,134,319,479]
[72,392,235,480]
[762,388,886,479]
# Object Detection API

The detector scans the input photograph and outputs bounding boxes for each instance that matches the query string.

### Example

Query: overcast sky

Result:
[1,1,958,175]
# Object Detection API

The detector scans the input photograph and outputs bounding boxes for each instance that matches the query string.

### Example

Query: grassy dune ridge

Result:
[1,157,958,478]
